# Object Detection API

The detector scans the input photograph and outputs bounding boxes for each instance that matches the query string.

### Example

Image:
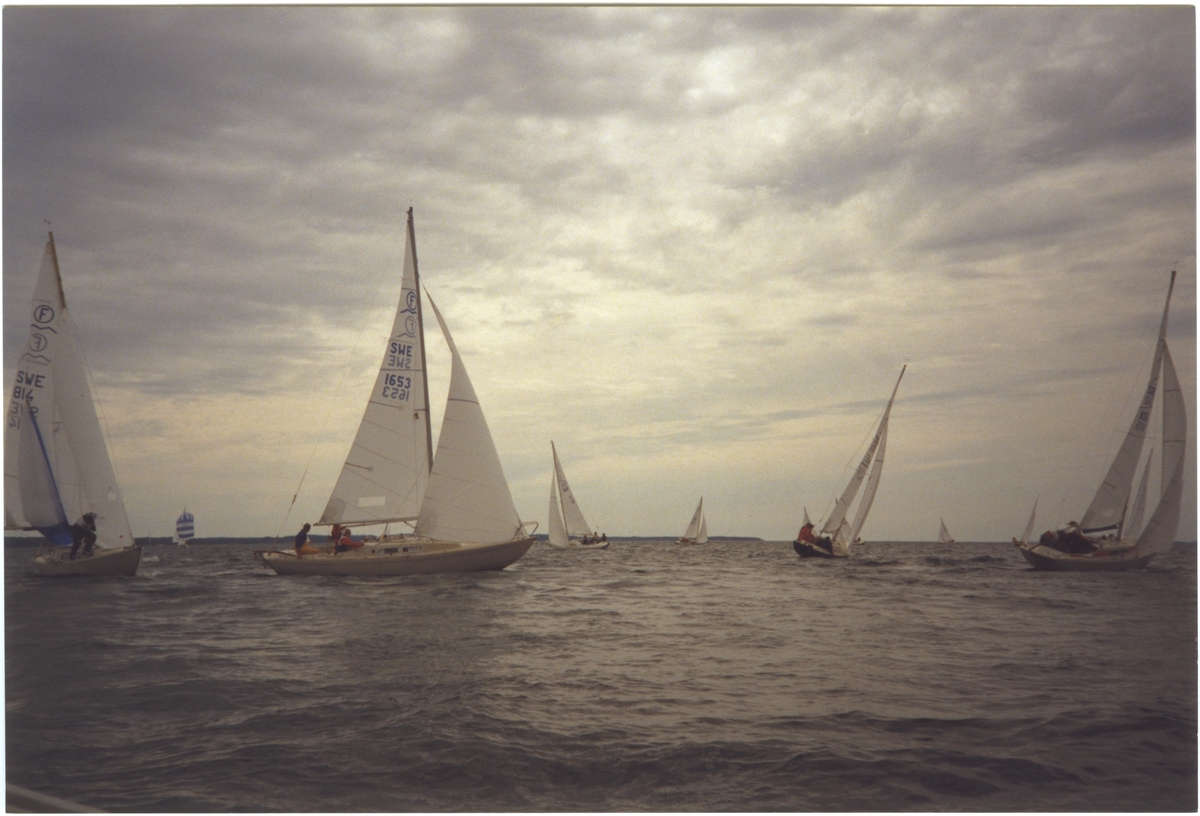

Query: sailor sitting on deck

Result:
[797,522,835,553]
[69,512,98,560]
[1038,521,1095,554]
[294,523,321,557]
[335,529,364,553]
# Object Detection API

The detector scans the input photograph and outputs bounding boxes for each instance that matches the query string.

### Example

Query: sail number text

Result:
[381,373,412,402]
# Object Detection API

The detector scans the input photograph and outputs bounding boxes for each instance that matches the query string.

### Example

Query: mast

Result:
[408,208,434,475]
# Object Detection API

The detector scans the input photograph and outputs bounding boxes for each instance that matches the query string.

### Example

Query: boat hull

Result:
[1015,543,1154,571]
[256,537,535,576]
[33,546,142,576]
[793,539,846,559]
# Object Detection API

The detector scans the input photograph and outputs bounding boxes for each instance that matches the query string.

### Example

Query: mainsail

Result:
[1125,449,1153,541]
[1079,271,1174,536]
[938,518,954,545]
[4,234,134,550]
[320,210,432,528]
[414,294,523,544]
[551,441,591,537]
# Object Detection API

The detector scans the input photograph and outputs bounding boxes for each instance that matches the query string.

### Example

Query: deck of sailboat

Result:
[33,546,142,576]
[255,537,534,576]
[1015,543,1154,571]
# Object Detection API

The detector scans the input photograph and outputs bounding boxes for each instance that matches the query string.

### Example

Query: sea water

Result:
[5,540,1196,812]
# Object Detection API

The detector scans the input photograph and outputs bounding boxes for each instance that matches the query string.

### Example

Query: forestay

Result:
[320,214,432,527]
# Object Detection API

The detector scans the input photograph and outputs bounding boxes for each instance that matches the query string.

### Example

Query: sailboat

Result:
[794,366,905,558]
[174,508,194,546]
[1015,272,1185,571]
[4,233,141,576]
[937,518,955,545]
[675,497,708,544]
[256,210,536,576]
[546,441,607,549]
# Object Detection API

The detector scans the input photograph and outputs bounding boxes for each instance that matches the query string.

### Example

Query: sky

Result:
[3,5,1196,542]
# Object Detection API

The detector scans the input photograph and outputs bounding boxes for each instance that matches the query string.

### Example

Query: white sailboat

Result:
[937,518,956,545]
[174,509,194,546]
[794,366,904,559]
[546,442,607,549]
[1016,272,1185,571]
[4,233,141,576]
[256,210,535,576]
[675,497,708,544]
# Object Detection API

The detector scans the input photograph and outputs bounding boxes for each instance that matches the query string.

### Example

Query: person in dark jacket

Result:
[69,512,98,560]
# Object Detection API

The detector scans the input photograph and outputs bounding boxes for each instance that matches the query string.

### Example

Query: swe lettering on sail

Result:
[387,340,413,370]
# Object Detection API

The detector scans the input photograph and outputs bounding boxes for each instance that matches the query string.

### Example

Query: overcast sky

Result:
[4,5,1195,543]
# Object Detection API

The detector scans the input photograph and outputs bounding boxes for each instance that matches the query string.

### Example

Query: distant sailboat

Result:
[794,366,904,559]
[256,210,536,576]
[546,442,607,549]
[174,509,195,546]
[1016,272,1184,571]
[676,497,708,544]
[937,518,955,545]
[4,233,141,576]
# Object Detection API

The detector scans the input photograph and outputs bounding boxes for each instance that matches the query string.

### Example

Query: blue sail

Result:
[18,404,72,546]
[176,510,195,540]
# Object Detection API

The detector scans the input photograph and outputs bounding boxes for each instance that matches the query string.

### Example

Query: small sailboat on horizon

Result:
[546,441,607,549]
[256,209,536,576]
[4,233,141,576]
[1015,272,1185,571]
[675,497,708,544]
[794,366,904,559]
[937,518,955,545]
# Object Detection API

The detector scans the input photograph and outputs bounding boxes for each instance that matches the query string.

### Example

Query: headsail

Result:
[1136,342,1186,553]
[1019,497,1039,543]
[1080,271,1174,536]
[696,512,709,544]
[414,293,523,543]
[320,210,432,528]
[1125,449,1153,541]
[822,366,905,537]
[547,473,569,548]
[551,441,591,537]
[4,234,134,549]
[682,497,704,540]
[845,422,888,546]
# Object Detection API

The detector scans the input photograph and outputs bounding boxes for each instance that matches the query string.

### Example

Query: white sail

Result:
[1136,343,1186,554]
[320,212,431,527]
[551,441,591,536]
[176,509,195,543]
[821,366,904,536]
[16,402,71,543]
[414,294,523,543]
[1019,497,1039,543]
[696,512,708,544]
[846,421,888,546]
[1080,271,1174,535]
[937,517,954,545]
[1125,449,1153,541]
[681,497,704,540]
[4,234,134,550]
[547,473,569,548]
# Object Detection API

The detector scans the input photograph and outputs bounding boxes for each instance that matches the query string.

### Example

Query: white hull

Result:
[674,538,705,545]
[1015,542,1154,571]
[33,546,142,576]
[545,539,609,550]
[255,537,534,576]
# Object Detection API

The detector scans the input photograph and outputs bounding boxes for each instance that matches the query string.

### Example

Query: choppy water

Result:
[5,539,1196,812]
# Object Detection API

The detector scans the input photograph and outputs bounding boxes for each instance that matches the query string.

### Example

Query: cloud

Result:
[4,6,1194,541]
